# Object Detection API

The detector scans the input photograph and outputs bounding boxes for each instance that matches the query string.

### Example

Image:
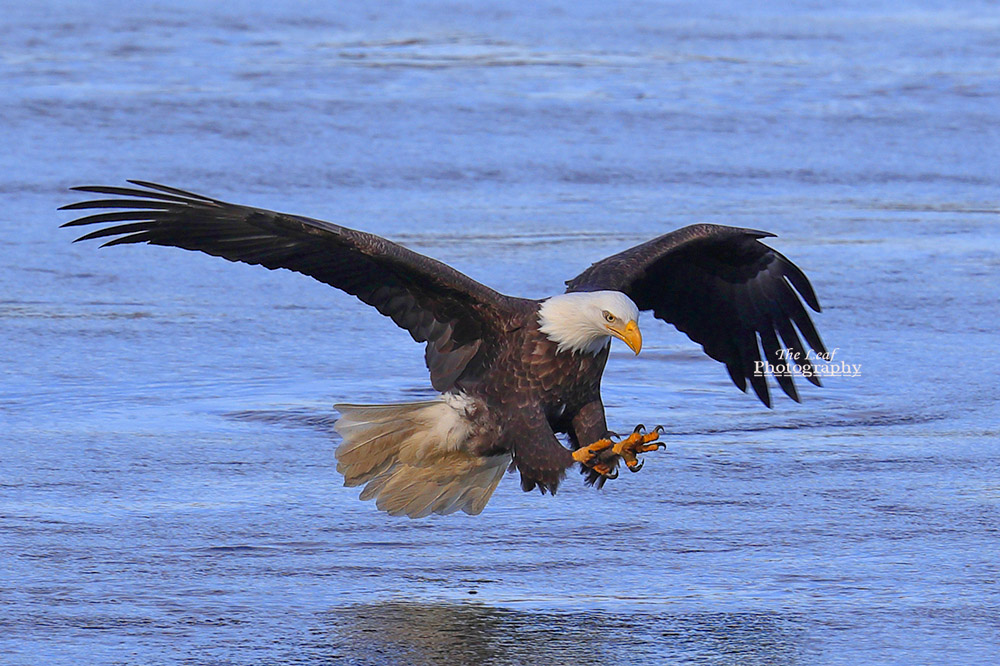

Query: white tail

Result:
[334,396,509,518]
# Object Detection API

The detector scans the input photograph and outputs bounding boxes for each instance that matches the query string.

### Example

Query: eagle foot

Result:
[613,424,665,472]
[572,436,619,478]
[573,425,664,478]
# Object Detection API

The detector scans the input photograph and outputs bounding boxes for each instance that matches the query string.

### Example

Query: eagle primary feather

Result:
[62,182,825,517]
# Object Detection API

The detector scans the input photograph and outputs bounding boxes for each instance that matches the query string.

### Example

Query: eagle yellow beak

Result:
[609,320,642,355]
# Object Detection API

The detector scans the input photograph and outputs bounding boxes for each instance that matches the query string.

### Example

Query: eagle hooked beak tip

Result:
[612,320,642,355]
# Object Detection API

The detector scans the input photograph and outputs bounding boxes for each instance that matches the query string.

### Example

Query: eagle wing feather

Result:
[566,223,825,406]
[62,181,515,392]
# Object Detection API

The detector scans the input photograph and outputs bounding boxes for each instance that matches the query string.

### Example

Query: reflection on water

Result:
[314,602,805,666]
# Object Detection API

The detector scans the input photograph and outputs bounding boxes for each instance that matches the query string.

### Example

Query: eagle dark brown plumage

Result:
[62,181,825,517]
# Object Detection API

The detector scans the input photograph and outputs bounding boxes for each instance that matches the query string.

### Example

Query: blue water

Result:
[3,1,1000,663]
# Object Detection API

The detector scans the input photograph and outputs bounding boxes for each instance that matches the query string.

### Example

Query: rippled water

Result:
[3,1,1000,664]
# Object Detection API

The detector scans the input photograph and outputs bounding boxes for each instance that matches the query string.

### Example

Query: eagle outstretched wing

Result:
[61,181,515,392]
[566,224,825,406]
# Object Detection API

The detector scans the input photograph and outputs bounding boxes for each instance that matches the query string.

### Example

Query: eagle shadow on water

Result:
[62,181,824,518]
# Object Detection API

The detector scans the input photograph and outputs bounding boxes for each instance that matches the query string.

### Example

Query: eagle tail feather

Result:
[334,398,508,518]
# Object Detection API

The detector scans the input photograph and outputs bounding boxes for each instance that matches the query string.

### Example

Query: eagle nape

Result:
[61,181,825,518]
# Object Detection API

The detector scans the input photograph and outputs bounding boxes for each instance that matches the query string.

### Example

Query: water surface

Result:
[2,1,999,664]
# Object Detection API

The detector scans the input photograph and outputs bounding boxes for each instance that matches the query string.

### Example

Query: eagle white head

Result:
[538,291,642,355]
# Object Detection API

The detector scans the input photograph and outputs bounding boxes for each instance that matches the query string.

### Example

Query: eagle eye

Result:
[603,311,616,323]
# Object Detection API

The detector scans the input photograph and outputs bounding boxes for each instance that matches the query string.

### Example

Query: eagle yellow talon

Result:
[592,462,617,479]
[612,426,664,472]
[572,437,615,466]
[572,436,620,478]
[574,426,665,478]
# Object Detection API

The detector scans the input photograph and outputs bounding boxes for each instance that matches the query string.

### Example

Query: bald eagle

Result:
[62,181,825,518]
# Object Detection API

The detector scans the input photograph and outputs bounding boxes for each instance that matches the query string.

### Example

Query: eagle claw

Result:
[615,425,664,472]
[573,425,665,479]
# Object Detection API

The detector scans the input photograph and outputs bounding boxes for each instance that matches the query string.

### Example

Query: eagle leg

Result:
[572,425,664,477]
